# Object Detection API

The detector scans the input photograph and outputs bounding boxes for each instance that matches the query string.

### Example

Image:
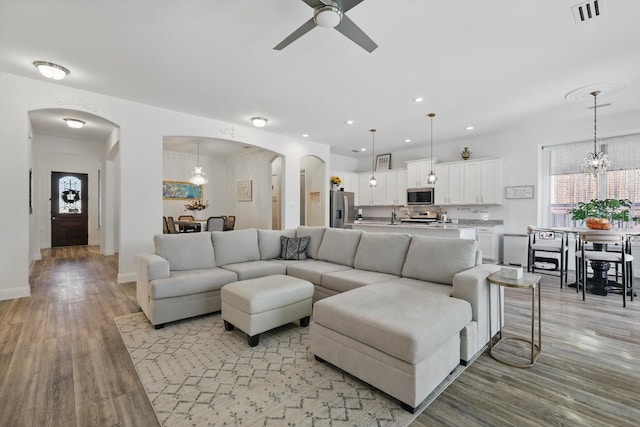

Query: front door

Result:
[51,172,88,247]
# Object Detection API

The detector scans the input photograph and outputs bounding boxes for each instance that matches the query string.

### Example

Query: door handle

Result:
[51,216,56,220]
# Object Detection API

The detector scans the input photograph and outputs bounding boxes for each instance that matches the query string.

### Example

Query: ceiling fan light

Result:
[63,118,85,129]
[314,5,342,28]
[33,61,70,80]
[251,117,268,127]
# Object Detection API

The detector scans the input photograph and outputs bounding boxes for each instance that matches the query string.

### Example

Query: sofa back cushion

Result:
[296,226,327,259]
[354,232,411,276]
[154,233,216,271]
[402,236,478,284]
[211,229,260,266]
[316,228,363,267]
[257,229,296,260]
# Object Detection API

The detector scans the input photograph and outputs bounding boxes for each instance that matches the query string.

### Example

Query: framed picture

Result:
[505,185,534,199]
[376,153,391,171]
[236,180,252,201]
[162,180,203,200]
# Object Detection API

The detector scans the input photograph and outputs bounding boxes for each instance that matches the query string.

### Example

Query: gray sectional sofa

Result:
[137,226,502,410]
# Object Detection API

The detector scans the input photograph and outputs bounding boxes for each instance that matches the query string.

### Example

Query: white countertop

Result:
[351,221,474,230]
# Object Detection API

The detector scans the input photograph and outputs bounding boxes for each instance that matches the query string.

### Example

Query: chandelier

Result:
[368,129,377,187]
[190,142,208,185]
[580,91,610,177]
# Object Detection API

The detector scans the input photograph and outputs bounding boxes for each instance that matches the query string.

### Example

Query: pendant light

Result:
[368,129,377,187]
[190,142,208,185]
[580,91,610,177]
[426,113,437,184]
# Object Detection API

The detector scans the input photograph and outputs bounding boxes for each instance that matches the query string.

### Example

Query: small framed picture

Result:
[236,180,252,201]
[376,153,391,171]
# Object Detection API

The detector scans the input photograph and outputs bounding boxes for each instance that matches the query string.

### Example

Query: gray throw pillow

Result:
[280,236,310,260]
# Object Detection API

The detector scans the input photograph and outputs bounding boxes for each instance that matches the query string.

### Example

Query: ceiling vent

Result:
[572,0,600,23]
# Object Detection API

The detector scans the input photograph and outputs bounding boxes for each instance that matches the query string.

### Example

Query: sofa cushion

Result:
[402,236,477,285]
[316,228,363,267]
[258,229,296,260]
[377,277,454,298]
[150,267,237,299]
[321,269,399,293]
[154,233,216,271]
[354,232,411,276]
[211,229,260,266]
[286,260,352,286]
[280,236,310,260]
[296,226,327,259]
[312,282,472,364]
[221,260,286,281]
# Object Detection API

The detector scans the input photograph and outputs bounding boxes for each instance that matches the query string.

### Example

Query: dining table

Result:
[539,226,640,296]
[175,219,208,232]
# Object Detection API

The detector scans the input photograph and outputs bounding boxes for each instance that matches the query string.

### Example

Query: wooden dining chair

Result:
[223,215,236,231]
[178,215,197,232]
[206,216,224,232]
[162,216,170,234]
[166,216,179,234]
[578,232,634,307]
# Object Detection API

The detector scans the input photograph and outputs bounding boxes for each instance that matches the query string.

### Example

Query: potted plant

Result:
[567,198,632,230]
[330,175,342,189]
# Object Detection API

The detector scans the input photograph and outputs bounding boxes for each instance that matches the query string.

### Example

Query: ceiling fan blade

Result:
[334,15,378,52]
[340,0,365,13]
[273,18,317,50]
[302,0,328,8]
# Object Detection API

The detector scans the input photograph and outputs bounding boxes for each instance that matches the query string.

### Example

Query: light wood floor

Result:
[1,247,639,426]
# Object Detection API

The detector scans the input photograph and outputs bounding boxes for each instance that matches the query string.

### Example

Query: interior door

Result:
[51,172,89,247]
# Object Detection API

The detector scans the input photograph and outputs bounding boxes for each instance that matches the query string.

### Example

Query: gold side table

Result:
[488,271,541,368]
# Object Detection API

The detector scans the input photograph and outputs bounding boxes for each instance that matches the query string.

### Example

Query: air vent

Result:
[573,0,600,23]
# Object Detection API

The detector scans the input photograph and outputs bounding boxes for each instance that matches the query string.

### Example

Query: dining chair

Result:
[178,215,197,232]
[166,216,179,234]
[206,216,225,232]
[527,226,569,288]
[578,232,634,307]
[162,217,170,234]
[223,215,236,231]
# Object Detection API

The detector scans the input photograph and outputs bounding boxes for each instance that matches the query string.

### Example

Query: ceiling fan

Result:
[274,0,378,53]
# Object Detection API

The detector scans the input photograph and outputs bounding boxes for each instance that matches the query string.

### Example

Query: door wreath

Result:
[62,189,81,203]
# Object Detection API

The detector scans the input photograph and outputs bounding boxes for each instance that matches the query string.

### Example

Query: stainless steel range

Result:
[400,211,438,223]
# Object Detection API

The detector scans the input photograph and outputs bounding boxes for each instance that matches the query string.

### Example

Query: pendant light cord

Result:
[592,91,599,155]
[370,129,376,173]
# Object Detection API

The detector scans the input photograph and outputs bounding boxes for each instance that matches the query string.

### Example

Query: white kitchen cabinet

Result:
[396,169,407,205]
[434,163,464,205]
[359,172,386,205]
[476,225,504,263]
[332,170,360,204]
[406,158,436,188]
[372,172,387,205]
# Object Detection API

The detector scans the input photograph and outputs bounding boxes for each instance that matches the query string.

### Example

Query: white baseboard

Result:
[117,272,137,284]
[0,286,31,301]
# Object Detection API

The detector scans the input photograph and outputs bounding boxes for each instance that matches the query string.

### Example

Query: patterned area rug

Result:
[115,312,465,426]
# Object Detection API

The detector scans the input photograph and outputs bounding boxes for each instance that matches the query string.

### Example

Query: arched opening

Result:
[300,155,326,227]
[28,108,120,258]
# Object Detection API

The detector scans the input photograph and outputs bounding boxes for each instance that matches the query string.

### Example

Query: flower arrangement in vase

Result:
[330,175,342,189]
[567,198,631,230]
[184,199,209,219]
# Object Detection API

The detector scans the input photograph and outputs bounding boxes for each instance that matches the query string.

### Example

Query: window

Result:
[58,175,82,214]
[542,134,640,227]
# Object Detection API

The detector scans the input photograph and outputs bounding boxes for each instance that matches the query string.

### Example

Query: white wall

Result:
[0,72,330,298]
[301,155,326,226]
[32,133,104,248]
[162,150,230,220]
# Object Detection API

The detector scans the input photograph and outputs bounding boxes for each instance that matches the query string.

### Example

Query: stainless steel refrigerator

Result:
[330,190,355,228]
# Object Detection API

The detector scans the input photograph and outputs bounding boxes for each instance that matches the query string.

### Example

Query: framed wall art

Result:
[375,153,391,171]
[236,180,252,201]
[505,185,534,199]
[162,180,203,200]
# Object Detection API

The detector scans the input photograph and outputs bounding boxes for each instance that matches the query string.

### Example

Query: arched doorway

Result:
[300,155,326,226]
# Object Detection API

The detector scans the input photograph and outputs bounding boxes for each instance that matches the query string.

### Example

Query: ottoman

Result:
[310,282,472,412]
[221,274,314,346]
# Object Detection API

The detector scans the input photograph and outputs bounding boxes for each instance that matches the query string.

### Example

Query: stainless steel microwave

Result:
[407,187,435,205]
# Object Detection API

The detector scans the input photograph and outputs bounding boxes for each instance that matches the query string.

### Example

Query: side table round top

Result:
[488,272,541,289]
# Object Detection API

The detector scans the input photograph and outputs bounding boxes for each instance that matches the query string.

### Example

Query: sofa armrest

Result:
[452,264,501,354]
[137,254,170,315]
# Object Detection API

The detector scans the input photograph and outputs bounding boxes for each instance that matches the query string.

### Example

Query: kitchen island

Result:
[351,221,476,239]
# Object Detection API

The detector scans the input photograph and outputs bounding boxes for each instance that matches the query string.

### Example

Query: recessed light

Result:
[345,120,355,125]
[404,139,411,143]
[33,61,70,80]
[413,97,424,103]
[302,133,309,138]
[360,148,366,151]
[466,126,475,131]
[63,118,85,129]
[250,117,268,127]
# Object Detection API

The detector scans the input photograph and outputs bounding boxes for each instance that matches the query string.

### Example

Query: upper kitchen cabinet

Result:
[435,158,503,206]
[406,158,437,188]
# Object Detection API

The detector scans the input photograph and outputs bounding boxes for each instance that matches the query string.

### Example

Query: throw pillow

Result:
[280,236,310,260]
